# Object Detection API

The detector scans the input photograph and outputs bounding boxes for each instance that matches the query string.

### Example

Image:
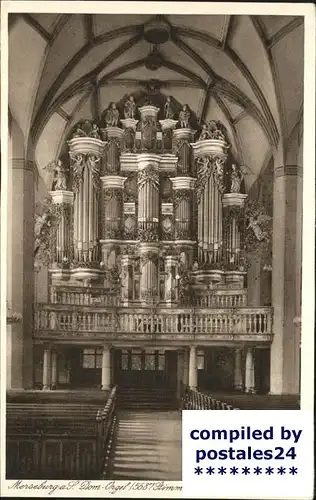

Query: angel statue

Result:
[44,159,68,191]
[72,126,86,138]
[124,95,136,119]
[34,212,50,239]
[105,102,120,127]
[230,164,242,193]
[247,214,272,241]
[90,124,101,139]
[199,124,210,141]
[214,122,226,141]
[164,96,174,119]
[87,154,101,191]
[34,211,51,258]
[178,104,190,128]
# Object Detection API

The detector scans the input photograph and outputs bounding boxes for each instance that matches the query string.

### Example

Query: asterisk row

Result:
[194,466,298,476]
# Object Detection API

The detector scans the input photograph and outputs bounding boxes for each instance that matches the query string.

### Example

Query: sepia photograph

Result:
[1,2,314,492]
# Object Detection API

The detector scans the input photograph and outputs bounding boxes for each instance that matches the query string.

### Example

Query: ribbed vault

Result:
[8,13,304,192]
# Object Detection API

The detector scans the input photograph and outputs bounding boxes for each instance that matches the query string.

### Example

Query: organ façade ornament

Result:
[196,155,225,201]
[72,120,101,140]
[141,116,157,151]
[178,104,191,128]
[124,95,137,119]
[164,96,174,119]
[44,159,69,191]
[104,103,120,128]
[198,120,227,142]
[34,196,65,267]
[230,164,243,193]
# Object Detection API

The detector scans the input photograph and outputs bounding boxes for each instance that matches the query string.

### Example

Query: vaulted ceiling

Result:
[9,13,304,191]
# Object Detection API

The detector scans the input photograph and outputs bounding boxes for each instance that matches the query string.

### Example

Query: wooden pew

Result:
[6,387,117,480]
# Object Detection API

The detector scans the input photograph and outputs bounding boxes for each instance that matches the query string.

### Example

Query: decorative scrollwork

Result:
[173,189,192,208]
[138,222,159,242]
[70,153,101,194]
[198,120,228,142]
[140,251,159,268]
[71,120,101,140]
[34,196,64,268]
[103,188,123,205]
[137,165,159,190]
[196,154,226,201]
[86,154,101,193]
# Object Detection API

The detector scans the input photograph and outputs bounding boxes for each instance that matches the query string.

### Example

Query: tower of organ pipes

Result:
[191,126,229,267]
[43,95,248,301]
[68,135,106,266]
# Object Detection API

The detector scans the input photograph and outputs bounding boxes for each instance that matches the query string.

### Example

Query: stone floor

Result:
[108,410,182,480]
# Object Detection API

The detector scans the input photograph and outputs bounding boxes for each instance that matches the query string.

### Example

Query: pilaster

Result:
[270,164,302,394]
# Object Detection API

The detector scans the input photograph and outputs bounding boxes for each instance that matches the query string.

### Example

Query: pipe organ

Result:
[48,97,248,305]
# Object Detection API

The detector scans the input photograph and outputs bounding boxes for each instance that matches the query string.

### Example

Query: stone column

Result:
[234,348,243,391]
[51,350,57,390]
[165,255,178,305]
[121,254,133,304]
[101,345,111,390]
[177,350,184,398]
[183,348,189,387]
[189,346,198,390]
[7,119,34,389]
[42,348,51,390]
[245,347,255,393]
[270,164,302,394]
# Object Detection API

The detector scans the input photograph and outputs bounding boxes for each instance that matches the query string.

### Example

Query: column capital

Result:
[222,193,247,208]
[173,128,197,142]
[49,190,74,205]
[274,164,302,178]
[159,119,178,131]
[100,175,126,189]
[137,153,161,170]
[191,138,229,159]
[171,177,196,190]
[68,137,107,157]
[103,127,124,140]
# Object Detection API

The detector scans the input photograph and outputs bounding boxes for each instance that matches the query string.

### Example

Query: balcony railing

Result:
[34,304,273,339]
[49,287,247,309]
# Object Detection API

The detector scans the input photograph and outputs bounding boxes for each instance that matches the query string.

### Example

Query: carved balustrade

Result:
[34,304,273,339]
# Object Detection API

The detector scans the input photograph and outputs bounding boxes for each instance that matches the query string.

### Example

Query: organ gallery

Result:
[32,95,272,393]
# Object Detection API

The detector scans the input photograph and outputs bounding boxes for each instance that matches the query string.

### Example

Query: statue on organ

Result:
[124,95,137,119]
[164,96,174,119]
[178,104,190,128]
[105,102,120,127]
